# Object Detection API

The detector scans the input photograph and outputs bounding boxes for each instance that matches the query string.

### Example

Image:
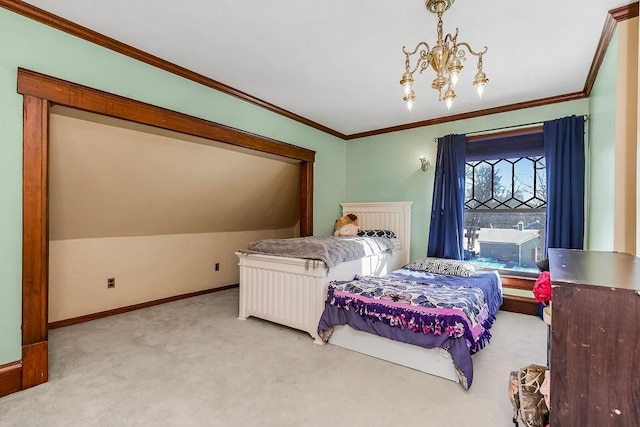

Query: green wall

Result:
[587,31,618,251]
[345,100,590,261]
[0,9,346,365]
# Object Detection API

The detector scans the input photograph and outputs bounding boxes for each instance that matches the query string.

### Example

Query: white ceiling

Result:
[21,0,636,136]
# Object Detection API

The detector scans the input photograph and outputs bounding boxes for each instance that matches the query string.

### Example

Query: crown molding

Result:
[0,0,346,139]
[346,92,586,139]
[611,1,640,21]
[584,2,639,96]
[17,67,316,162]
[0,0,634,140]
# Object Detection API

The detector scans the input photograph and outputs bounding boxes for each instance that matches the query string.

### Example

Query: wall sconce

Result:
[420,156,431,172]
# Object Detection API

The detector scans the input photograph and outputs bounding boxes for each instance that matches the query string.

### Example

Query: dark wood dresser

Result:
[549,248,640,426]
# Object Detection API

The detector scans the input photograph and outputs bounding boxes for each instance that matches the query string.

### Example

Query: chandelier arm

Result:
[412,59,426,75]
[455,50,466,59]
[443,28,459,46]
[402,41,431,57]
[417,57,431,74]
[455,42,488,57]
[403,42,433,75]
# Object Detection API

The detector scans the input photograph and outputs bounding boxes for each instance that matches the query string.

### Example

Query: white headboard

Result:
[341,201,412,261]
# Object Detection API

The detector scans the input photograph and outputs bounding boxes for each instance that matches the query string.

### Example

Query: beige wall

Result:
[615,17,639,254]
[49,108,301,322]
[49,108,300,239]
[49,229,293,322]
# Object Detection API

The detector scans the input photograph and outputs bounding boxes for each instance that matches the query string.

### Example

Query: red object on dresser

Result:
[533,271,551,303]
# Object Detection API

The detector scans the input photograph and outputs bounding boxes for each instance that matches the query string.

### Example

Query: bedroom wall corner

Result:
[614,16,638,255]
[588,17,640,254]
[588,30,619,251]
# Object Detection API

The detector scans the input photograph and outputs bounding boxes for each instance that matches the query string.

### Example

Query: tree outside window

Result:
[464,156,546,275]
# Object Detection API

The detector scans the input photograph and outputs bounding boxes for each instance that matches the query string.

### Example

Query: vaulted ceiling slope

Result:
[9,0,639,137]
[49,107,300,240]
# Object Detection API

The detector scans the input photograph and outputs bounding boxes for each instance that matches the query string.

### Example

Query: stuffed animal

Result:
[334,213,359,236]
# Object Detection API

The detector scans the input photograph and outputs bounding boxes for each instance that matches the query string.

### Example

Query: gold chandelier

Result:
[400,0,488,111]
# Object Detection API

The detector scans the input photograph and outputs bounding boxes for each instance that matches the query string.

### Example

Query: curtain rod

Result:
[432,114,589,142]
[465,120,545,137]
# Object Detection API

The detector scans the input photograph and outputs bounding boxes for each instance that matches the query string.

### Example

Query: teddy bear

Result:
[334,213,359,237]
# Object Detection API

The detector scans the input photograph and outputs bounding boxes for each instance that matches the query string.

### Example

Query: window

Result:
[463,130,546,275]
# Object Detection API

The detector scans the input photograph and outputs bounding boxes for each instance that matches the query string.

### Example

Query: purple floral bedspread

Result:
[318,271,499,389]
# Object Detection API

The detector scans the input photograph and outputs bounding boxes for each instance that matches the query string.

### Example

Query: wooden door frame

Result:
[17,68,315,390]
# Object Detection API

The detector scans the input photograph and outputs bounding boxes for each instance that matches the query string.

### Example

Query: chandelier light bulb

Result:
[447,57,463,87]
[404,82,412,96]
[450,71,458,87]
[443,87,456,110]
[403,90,416,111]
[400,71,414,97]
[473,69,488,99]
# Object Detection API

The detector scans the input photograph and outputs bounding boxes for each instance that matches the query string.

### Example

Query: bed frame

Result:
[237,201,471,385]
[328,324,460,382]
[236,201,412,344]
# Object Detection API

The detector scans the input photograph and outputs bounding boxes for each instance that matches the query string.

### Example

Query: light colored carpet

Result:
[0,289,546,426]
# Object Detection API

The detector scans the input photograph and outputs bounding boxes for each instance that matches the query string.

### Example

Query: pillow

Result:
[404,257,478,277]
[357,229,397,238]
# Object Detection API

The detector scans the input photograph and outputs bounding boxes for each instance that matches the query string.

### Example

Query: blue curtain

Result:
[543,115,585,255]
[427,134,467,260]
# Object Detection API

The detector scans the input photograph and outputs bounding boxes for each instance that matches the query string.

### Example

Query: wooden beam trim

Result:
[611,2,640,22]
[22,95,48,346]
[584,3,639,96]
[584,13,617,95]
[299,161,314,237]
[17,68,315,163]
[0,0,346,140]
[346,92,586,139]
[0,361,22,398]
[21,341,47,389]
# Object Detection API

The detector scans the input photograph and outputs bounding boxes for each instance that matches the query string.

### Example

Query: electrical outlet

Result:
[215,263,220,271]
[107,277,115,289]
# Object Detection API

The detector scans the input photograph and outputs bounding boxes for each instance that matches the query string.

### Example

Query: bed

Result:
[317,261,503,389]
[236,201,412,344]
